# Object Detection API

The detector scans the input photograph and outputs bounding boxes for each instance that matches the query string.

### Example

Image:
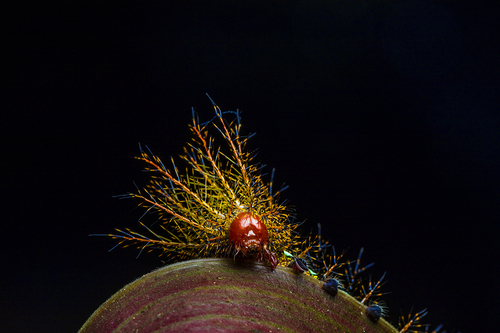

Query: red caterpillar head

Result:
[229,212,278,269]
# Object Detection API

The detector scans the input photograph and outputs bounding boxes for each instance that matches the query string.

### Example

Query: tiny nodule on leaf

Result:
[323,278,339,296]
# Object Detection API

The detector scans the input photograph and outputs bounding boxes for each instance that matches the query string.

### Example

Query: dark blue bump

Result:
[323,279,339,296]
[366,305,382,322]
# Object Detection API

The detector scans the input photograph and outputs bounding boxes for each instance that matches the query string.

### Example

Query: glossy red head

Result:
[229,212,277,269]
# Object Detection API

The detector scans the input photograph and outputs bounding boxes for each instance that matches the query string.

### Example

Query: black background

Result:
[4,1,499,332]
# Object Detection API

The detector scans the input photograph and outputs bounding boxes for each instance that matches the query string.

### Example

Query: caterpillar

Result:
[93,96,445,332]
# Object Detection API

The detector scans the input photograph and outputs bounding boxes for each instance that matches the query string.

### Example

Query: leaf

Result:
[80,258,397,333]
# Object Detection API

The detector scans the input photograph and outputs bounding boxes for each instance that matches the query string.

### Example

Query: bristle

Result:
[398,308,430,333]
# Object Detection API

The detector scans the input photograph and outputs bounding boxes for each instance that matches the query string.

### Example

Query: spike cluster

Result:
[95,100,298,264]
[93,98,447,332]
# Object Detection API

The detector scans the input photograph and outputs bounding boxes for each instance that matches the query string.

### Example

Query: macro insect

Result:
[92,96,447,332]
